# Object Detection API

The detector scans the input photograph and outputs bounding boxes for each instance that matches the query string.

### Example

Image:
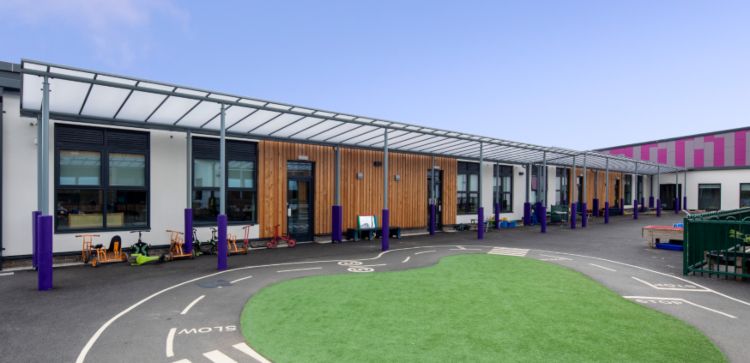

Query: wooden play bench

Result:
[345,215,401,241]
[642,225,684,248]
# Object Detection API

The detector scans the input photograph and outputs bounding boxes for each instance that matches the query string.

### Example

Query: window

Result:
[457,162,479,214]
[741,184,750,208]
[555,168,569,206]
[55,125,149,231]
[624,175,633,204]
[698,184,721,211]
[636,175,644,201]
[192,138,257,224]
[493,165,513,213]
[530,166,548,204]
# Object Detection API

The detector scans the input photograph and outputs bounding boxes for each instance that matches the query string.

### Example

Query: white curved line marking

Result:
[402,256,410,263]
[166,328,176,358]
[589,263,616,272]
[414,250,436,255]
[233,342,272,363]
[180,295,205,315]
[230,275,253,284]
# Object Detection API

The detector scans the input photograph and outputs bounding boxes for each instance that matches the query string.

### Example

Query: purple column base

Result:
[570,203,577,229]
[674,198,680,213]
[32,211,41,269]
[592,199,599,218]
[648,196,654,209]
[604,202,610,224]
[540,206,547,233]
[332,205,343,242]
[523,202,531,226]
[633,199,639,220]
[217,214,228,270]
[656,199,662,217]
[37,215,53,291]
[184,208,193,254]
[581,202,588,228]
[381,209,389,251]
[477,207,484,240]
[494,203,500,229]
[428,204,436,235]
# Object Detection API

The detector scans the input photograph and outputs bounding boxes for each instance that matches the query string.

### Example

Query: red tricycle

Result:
[267,224,296,249]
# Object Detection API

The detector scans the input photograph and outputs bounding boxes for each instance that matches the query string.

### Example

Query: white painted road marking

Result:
[360,264,386,267]
[488,247,529,257]
[348,267,375,273]
[166,328,177,358]
[624,296,737,319]
[180,295,205,315]
[203,350,238,363]
[538,254,571,261]
[233,342,272,363]
[414,250,436,255]
[230,275,253,284]
[277,267,322,273]
[0,272,14,277]
[402,256,411,263]
[589,263,616,272]
[172,359,191,363]
[631,276,710,292]
[337,260,362,266]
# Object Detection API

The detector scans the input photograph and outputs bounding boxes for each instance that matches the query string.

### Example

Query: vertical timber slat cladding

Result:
[567,168,623,211]
[258,140,457,238]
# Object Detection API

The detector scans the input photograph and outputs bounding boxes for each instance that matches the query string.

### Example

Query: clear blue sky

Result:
[1,0,748,150]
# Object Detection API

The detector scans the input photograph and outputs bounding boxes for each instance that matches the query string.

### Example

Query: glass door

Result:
[427,169,443,229]
[287,161,314,241]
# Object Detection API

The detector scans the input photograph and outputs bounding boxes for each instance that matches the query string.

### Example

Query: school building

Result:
[0,59,744,267]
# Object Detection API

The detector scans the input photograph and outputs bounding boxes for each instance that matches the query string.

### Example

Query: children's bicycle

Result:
[192,227,218,255]
[267,224,296,249]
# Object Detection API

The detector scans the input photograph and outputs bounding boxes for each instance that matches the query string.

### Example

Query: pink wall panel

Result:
[735,131,746,166]
[694,149,704,168]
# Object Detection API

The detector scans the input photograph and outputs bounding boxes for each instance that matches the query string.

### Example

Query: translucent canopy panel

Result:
[19,59,683,174]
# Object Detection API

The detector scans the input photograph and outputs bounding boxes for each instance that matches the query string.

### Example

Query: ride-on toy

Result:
[192,227,218,255]
[227,229,249,255]
[79,234,128,267]
[167,230,193,260]
[267,224,296,249]
[129,230,150,256]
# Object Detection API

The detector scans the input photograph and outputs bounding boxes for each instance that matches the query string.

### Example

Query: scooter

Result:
[167,230,193,260]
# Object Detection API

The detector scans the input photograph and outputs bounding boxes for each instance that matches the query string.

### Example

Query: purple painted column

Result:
[429,204,437,236]
[523,202,531,226]
[32,211,41,269]
[648,196,654,209]
[184,209,193,254]
[656,199,662,217]
[674,198,679,214]
[570,203,577,229]
[683,197,687,211]
[604,202,610,224]
[592,199,599,218]
[332,205,343,242]
[381,209,389,251]
[540,206,547,233]
[633,199,639,220]
[477,207,484,240]
[581,202,588,228]
[217,214,227,270]
[37,215,53,291]
[494,203,500,229]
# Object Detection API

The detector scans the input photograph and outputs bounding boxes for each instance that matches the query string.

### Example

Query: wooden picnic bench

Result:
[642,225,683,248]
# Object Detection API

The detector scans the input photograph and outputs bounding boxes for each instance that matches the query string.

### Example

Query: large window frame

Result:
[493,165,513,213]
[54,125,150,233]
[555,168,569,206]
[740,183,750,208]
[192,137,258,225]
[698,183,721,211]
[457,162,479,215]
[624,175,633,205]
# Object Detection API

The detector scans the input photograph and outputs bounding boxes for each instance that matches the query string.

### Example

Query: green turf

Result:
[241,254,725,363]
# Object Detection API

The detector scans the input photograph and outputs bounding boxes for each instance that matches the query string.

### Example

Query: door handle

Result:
[287,208,292,217]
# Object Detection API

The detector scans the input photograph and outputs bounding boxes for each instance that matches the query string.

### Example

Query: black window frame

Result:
[624,174,633,205]
[191,137,258,225]
[54,124,150,233]
[555,168,569,206]
[740,183,750,208]
[636,175,644,201]
[457,161,480,215]
[698,183,721,211]
[493,164,513,213]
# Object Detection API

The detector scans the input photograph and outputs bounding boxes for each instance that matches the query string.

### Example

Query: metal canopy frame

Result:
[19,59,685,174]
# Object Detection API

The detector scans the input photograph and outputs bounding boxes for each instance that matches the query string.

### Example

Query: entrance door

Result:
[659,184,682,210]
[427,169,443,229]
[614,179,621,207]
[287,161,314,242]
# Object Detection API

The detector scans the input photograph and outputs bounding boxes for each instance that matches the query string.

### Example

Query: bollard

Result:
[382,209,390,251]
[217,214,227,270]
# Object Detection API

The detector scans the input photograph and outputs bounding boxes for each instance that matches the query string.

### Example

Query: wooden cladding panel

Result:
[258,140,457,238]
[568,169,624,209]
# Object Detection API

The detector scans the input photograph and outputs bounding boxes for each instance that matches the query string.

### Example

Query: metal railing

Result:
[683,208,750,280]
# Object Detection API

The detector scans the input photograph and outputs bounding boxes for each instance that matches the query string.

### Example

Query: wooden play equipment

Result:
[267,224,296,249]
[642,225,684,248]
[79,234,127,267]
[167,230,193,260]
[227,232,248,255]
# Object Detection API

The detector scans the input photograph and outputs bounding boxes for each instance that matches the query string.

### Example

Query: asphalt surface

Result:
[1,214,748,363]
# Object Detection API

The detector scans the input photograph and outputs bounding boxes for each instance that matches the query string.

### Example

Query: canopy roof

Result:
[19,59,681,175]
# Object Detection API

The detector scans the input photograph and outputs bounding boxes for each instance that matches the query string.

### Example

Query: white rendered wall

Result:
[456,161,527,224]
[1,92,259,257]
[661,169,750,211]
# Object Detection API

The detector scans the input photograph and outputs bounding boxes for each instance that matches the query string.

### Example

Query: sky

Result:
[0,0,748,150]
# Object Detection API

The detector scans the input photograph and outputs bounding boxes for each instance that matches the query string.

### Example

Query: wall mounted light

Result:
[394,174,401,181]
[356,172,364,180]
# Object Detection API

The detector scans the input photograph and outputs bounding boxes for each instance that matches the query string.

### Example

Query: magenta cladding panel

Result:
[602,128,750,169]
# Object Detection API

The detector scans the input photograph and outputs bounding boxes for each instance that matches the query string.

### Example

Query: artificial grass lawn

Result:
[241,254,725,362]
